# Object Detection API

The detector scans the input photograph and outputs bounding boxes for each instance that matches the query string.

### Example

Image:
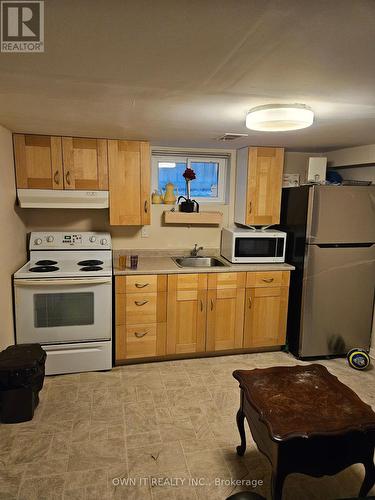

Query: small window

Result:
[152,154,227,203]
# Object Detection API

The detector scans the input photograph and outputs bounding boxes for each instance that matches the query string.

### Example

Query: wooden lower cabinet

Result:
[243,286,289,348]
[166,274,207,355]
[115,270,290,363]
[206,287,245,351]
[206,272,246,352]
[115,275,167,361]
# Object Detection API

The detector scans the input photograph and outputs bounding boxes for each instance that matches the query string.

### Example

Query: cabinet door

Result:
[246,147,284,225]
[62,137,108,190]
[206,287,245,351]
[166,274,207,354]
[243,286,289,348]
[108,140,151,225]
[13,134,63,190]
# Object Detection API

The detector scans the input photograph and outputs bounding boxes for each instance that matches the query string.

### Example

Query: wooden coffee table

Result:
[233,364,375,500]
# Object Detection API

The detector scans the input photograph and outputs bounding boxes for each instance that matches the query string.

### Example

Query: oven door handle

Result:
[14,278,112,286]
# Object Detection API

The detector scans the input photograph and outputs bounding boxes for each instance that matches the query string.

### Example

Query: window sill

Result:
[163,210,223,225]
[152,201,228,207]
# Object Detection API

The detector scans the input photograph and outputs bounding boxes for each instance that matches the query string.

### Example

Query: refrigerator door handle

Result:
[317,243,375,249]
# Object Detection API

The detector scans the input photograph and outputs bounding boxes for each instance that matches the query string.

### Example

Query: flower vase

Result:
[186,179,191,200]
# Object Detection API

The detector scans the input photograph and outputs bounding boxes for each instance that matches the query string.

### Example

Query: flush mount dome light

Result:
[246,104,314,131]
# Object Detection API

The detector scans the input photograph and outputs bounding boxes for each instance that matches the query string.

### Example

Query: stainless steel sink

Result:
[172,256,228,268]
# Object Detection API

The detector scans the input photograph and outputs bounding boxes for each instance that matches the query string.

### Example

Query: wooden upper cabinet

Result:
[235,146,284,226]
[13,134,63,190]
[14,134,109,191]
[62,137,108,190]
[108,140,151,226]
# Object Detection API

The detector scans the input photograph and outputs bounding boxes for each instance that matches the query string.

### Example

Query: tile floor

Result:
[0,351,374,500]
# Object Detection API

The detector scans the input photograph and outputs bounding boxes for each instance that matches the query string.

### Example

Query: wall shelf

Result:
[163,210,223,225]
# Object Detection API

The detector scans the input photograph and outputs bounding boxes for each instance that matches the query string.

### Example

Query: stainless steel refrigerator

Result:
[279,185,375,358]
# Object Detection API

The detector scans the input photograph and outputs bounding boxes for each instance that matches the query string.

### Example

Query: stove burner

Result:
[30,266,59,273]
[78,260,104,267]
[80,266,103,272]
[35,260,58,266]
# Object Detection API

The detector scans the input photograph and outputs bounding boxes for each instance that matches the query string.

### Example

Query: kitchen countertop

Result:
[113,250,295,275]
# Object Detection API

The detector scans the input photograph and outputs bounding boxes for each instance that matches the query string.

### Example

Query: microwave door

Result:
[235,237,284,262]
[14,278,112,344]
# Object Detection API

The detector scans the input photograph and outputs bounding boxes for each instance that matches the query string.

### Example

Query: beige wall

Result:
[283,151,324,183]
[22,147,237,251]
[22,149,315,251]
[0,125,27,350]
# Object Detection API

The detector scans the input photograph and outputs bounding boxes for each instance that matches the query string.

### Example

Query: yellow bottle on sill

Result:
[163,182,176,204]
[152,190,163,204]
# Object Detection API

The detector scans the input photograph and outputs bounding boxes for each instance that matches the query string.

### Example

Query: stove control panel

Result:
[62,234,82,244]
[29,232,112,250]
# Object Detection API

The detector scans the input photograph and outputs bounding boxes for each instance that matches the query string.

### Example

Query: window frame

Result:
[152,154,227,204]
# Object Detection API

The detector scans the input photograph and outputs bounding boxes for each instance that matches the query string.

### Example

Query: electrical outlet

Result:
[141,226,149,238]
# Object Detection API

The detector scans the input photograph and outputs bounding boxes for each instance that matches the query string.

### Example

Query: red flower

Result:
[183,167,196,181]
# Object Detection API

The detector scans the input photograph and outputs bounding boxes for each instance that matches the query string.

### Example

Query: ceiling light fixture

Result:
[245,104,314,132]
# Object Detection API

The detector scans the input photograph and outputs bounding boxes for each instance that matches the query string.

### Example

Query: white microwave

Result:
[221,227,287,263]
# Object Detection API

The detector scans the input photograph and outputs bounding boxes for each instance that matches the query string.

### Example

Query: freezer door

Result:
[307,186,375,244]
[300,244,375,357]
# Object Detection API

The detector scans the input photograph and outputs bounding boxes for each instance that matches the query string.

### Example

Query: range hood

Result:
[17,189,109,209]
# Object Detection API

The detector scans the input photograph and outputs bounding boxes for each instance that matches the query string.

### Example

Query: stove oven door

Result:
[14,277,112,344]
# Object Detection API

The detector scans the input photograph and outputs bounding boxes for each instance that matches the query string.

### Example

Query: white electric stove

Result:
[14,232,113,375]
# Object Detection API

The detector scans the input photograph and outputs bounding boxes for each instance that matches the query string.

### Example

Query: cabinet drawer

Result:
[126,324,157,358]
[246,271,289,288]
[208,272,246,289]
[168,273,207,291]
[125,292,167,324]
[126,323,166,359]
[126,275,158,293]
[126,293,157,324]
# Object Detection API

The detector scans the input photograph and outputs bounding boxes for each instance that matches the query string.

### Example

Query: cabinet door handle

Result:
[144,200,148,213]
[135,300,148,306]
[248,201,252,214]
[134,331,148,338]
[248,297,252,309]
[262,278,274,283]
[210,298,214,311]
[65,171,71,186]
[200,299,203,312]
[135,283,149,288]
[53,170,60,186]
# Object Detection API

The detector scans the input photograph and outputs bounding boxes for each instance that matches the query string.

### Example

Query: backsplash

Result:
[20,204,229,250]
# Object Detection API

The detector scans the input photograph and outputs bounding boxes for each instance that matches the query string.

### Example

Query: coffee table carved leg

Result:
[359,456,375,498]
[236,408,246,456]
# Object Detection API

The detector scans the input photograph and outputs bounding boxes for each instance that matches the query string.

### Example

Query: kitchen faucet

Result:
[191,244,204,257]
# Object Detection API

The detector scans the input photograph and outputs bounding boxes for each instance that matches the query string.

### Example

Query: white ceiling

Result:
[1,0,375,150]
